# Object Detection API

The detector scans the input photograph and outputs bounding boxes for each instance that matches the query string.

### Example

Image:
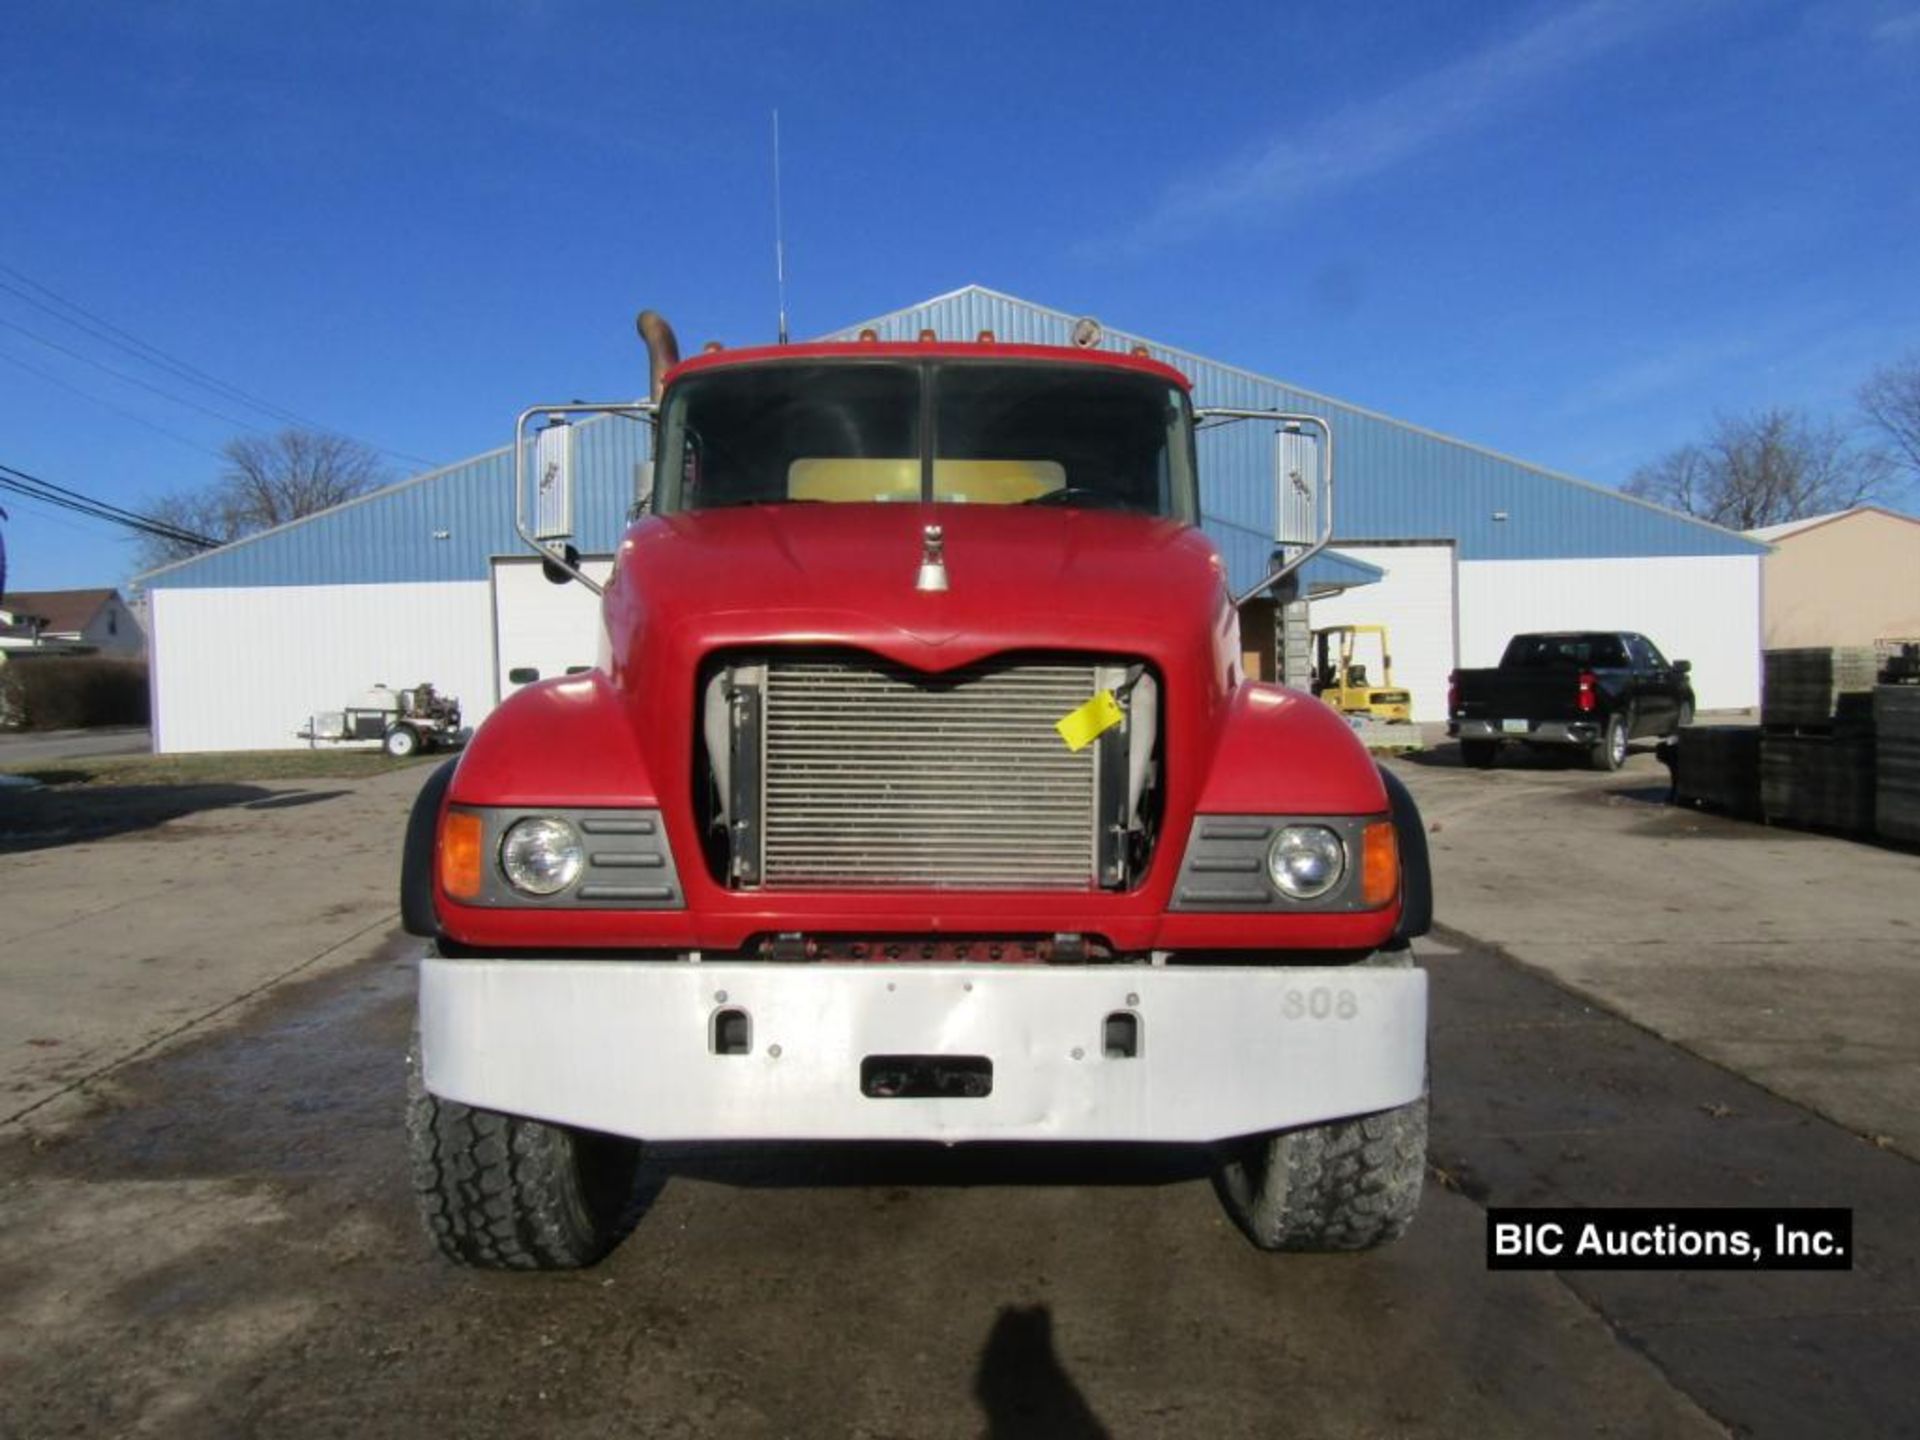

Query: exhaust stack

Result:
[636,310,682,401]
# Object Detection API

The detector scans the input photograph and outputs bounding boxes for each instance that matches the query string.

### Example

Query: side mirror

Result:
[533,417,574,541]
[1272,424,1322,550]
[1673,659,1692,675]
[512,398,652,597]
[1193,410,1333,606]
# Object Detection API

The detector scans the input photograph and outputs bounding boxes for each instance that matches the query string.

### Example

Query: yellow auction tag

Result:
[1055,690,1124,752]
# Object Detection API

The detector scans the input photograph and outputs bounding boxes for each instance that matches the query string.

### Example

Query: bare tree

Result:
[1623,408,1889,532]
[1859,354,1920,483]
[137,430,389,569]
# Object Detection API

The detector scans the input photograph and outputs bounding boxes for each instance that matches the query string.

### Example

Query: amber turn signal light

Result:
[439,809,484,901]
[1360,820,1400,908]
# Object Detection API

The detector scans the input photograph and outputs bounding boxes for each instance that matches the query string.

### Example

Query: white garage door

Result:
[1305,542,1458,723]
[489,556,614,702]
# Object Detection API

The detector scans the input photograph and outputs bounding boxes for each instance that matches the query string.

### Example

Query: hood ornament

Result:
[915,523,949,593]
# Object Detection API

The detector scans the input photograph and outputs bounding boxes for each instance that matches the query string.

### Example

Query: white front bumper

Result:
[419,958,1427,1144]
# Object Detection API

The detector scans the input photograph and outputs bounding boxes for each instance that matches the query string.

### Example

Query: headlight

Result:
[499,816,585,895]
[1266,825,1346,900]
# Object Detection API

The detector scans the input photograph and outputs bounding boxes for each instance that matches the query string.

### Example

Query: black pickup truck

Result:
[1448,631,1695,771]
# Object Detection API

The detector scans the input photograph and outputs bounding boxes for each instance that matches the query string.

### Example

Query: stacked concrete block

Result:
[1672,726,1763,819]
[1876,684,1920,844]
[1762,647,1879,728]
[1761,732,1876,832]
[1759,647,1878,835]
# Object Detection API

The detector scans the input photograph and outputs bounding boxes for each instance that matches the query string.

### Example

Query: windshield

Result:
[656,360,1197,520]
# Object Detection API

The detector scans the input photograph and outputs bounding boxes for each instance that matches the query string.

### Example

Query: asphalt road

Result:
[0,724,150,765]
[2,749,1915,1437]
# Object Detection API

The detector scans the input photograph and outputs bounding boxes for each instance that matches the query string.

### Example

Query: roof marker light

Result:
[1130,344,1150,357]
[918,328,938,343]
[1070,316,1102,349]
[977,329,995,343]
[701,340,724,353]
[857,327,879,342]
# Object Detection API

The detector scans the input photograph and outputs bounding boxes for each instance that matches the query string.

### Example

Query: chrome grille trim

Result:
[760,657,1099,888]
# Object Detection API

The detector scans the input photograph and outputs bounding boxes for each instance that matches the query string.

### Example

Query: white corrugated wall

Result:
[150,582,495,753]
[1456,556,1761,711]
[1306,543,1459,722]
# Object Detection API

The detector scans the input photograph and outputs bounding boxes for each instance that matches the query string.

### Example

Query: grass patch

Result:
[0,749,442,788]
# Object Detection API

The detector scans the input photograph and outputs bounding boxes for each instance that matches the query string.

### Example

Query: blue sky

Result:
[2,0,1916,593]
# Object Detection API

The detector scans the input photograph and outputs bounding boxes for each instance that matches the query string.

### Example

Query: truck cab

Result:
[401,315,1433,1269]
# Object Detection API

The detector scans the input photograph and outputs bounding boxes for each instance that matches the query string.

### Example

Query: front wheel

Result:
[1589,713,1628,771]
[385,725,420,758]
[1213,1097,1428,1252]
[407,1045,646,1270]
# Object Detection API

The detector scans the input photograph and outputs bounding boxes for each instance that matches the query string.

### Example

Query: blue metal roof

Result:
[141,285,1760,592]
[138,414,652,589]
[1301,549,1388,595]
[830,288,1764,574]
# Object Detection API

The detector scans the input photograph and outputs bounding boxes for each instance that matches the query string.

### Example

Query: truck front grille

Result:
[760,656,1099,889]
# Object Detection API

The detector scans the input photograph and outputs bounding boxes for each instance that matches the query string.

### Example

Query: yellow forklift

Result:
[1312,625,1413,724]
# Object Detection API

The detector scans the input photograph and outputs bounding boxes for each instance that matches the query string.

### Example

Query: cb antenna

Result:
[772,109,790,345]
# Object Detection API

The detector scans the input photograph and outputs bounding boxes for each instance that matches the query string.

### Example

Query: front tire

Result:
[1213,1097,1428,1252]
[1589,713,1628,771]
[407,1045,646,1270]
[385,725,420,758]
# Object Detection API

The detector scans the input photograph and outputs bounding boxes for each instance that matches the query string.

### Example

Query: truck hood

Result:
[608,503,1232,673]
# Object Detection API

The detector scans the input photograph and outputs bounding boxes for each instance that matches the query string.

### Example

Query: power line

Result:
[0,461,219,549]
[0,461,218,545]
[0,314,271,433]
[0,490,100,543]
[0,264,319,429]
[0,472,213,549]
[0,346,230,461]
[0,259,440,468]
[0,474,209,549]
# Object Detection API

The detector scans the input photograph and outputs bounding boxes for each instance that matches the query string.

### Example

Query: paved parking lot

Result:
[2,746,1915,1437]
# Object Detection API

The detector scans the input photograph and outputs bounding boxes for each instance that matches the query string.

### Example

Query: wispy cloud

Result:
[1114,0,1697,254]
[1565,333,1770,417]
[1871,7,1920,44]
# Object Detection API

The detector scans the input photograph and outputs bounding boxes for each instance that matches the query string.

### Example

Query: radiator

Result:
[758,656,1100,888]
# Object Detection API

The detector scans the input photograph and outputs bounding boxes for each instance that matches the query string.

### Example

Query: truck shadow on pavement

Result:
[1397,741,1664,772]
[0,784,347,854]
[643,1140,1217,1191]
[0,941,1127,1438]
[975,1304,1110,1439]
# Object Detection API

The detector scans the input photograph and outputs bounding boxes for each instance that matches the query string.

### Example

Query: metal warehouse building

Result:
[136,285,1764,752]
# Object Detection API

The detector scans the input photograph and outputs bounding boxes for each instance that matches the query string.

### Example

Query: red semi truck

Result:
[401,313,1433,1269]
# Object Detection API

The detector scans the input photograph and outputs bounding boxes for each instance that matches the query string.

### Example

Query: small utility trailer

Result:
[299,683,463,757]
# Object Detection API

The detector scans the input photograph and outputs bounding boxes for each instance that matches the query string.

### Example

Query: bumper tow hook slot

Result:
[860,1055,993,1099]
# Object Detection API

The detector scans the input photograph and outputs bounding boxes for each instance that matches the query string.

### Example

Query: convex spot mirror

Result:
[542,543,581,586]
